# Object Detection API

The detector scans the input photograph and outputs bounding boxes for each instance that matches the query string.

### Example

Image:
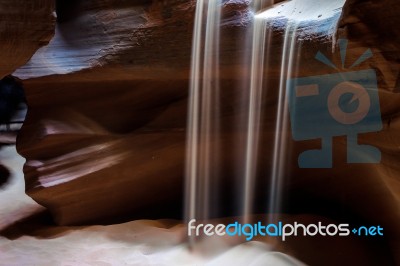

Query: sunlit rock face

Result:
[11,2,400,259]
[0,0,55,78]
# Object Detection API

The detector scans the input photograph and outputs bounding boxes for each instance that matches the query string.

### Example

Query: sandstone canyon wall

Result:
[5,4,400,260]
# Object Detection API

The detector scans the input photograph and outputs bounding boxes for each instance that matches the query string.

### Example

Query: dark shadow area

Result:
[0,163,10,188]
[0,76,25,126]
[55,0,81,23]
[0,210,88,240]
[0,75,26,143]
[55,0,152,24]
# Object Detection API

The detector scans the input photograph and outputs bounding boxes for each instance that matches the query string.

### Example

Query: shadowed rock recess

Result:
[10,1,400,256]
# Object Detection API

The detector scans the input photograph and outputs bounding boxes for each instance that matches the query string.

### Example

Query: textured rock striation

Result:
[0,0,55,78]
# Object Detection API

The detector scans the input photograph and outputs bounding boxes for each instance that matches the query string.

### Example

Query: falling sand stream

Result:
[185,0,346,245]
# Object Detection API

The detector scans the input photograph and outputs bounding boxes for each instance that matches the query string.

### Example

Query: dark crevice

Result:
[0,76,25,125]
[55,0,81,23]
[0,163,10,188]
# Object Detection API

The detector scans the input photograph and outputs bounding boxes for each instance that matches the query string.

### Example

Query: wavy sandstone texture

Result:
[0,0,55,78]
[15,0,253,225]
[11,0,400,258]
